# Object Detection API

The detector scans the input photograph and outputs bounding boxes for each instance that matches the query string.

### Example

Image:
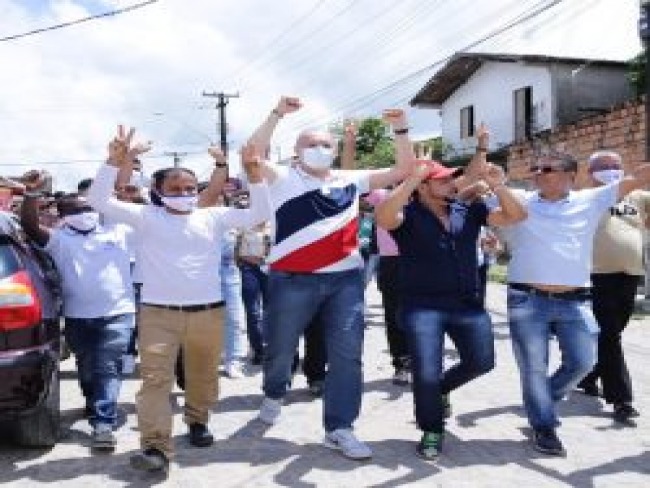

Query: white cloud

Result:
[0,0,642,190]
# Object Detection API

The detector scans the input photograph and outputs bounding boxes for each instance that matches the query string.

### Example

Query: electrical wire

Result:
[0,0,160,43]
[278,0,567,140]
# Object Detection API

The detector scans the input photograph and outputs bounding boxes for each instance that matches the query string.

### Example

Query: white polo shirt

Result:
[45,225,135,319]
[502,184,618,287]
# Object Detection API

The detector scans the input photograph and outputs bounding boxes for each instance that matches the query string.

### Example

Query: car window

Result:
[0,241,21,279]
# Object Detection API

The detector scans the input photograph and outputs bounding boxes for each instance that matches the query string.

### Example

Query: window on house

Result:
[514,86,533,140]
[460,105,474,139]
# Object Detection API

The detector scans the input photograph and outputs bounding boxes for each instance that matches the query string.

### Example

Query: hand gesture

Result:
[476,122,489,150]
[482,163,506,189]
[275,96,302,117]
[343,119,358,139]
[107,125,151,167]
[21,170,51,192]
[410,160,431,184]
[241,143,264,184]
[208,146,226,164]
[382,108,407,131]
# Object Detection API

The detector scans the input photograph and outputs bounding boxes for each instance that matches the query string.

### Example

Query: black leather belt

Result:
[509,283,591,301]
[142,301,225,312]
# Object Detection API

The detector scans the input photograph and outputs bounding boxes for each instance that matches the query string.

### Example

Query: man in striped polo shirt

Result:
[248,98,413,460]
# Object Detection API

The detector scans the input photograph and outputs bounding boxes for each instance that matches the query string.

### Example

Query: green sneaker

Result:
[442,394,452,419]
[416,432,443,460]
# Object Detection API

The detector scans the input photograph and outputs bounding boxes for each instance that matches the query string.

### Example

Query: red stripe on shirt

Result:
[270,218,359,272]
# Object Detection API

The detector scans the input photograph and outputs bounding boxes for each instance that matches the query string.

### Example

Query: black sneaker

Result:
[442,394,452,419]
[130,448,169,474]
[576,381,601,397]
[392,367,410,386]
[189,423,214,447]
[613,403,640,426]
[532,428,566,456]
[416,432,443,460]
[308,380,324,397]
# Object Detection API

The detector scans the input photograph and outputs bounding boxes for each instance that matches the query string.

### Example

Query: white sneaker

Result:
[225,359,245,379]
[258,397,282,425]
[323,429,372,460]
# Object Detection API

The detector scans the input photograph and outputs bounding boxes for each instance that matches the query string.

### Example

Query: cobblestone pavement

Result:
[1,283,649,487]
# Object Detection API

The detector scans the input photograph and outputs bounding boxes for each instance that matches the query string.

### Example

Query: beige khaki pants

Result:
[136,305,224,459]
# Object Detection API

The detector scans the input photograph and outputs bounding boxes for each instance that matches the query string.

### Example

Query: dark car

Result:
[0,211,62,447]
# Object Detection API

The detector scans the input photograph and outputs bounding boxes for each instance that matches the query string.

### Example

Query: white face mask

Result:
[63,212,99,232]
[592,169,624,185]
[160,194,198,213]
[301,146,334,170]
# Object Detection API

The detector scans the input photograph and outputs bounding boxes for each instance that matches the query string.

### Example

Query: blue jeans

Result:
[263,269,364,432]
[400,304,495,433]
[64,313,135,429]
[221,262,248,362]
[239,262,268,358]
[507,287,599,429]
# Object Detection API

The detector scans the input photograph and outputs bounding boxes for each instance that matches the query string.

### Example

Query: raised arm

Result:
[247,96,302,182]
[19,171,52,247]
[87,125,150,227]
[219,143,272,229]
[374,163,428,231]
[198,146,228,208]
[618,163,650,200]
[339,120,357,170]
[365,109,415,191]
[482,163,527,227]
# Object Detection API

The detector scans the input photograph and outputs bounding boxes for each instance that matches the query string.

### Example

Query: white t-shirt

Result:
[88,165,270,305]
[503,184,618,287]
[266,164,371,273]
[45,225,135,318]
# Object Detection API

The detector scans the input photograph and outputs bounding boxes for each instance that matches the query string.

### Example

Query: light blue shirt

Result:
[502,184,618,287]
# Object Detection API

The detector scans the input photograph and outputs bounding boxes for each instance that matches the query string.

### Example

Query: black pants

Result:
[581,273,639,404]
[377,256,409,369]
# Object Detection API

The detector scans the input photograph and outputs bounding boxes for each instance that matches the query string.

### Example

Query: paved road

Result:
[1,283,649,487]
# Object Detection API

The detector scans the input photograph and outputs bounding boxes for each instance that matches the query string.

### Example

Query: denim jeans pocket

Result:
[507,288,530,308]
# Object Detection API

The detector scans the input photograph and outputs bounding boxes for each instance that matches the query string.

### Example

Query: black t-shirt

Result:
[390,198,488,310]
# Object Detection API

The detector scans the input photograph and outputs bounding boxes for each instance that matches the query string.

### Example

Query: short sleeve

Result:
[588,184,619,215]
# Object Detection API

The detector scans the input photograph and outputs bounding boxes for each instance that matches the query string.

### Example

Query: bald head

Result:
[588,150,622,173]
[295,129,336,153]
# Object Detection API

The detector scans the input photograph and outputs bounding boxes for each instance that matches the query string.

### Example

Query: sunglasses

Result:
[530,165,568,174]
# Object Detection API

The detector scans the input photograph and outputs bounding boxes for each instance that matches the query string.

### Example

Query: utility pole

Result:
[201,91,239,157]
[163,151,188,168]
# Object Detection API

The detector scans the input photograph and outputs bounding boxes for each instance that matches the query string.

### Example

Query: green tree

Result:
[330,116,395,169]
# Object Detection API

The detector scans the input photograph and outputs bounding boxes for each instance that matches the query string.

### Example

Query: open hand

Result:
[107,125,151,167]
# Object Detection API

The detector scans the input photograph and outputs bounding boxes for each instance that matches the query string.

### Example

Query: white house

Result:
[410,53,632,158]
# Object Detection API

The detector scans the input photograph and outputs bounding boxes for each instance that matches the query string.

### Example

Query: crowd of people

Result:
[1,96,648,475]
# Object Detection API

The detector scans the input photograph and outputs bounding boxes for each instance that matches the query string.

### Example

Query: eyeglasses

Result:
[530,165,568,174]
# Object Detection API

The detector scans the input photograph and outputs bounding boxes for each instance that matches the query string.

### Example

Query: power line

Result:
[221,0,327,86]
[0,0,160,43]
[279,0,567,139]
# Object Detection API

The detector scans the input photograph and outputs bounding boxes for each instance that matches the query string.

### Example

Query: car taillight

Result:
[0,270,42,330]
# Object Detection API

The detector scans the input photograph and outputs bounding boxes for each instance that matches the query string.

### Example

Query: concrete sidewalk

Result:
[0,282,648,487]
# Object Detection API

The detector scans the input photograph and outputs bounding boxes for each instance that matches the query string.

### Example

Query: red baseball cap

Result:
[421,160,463,181]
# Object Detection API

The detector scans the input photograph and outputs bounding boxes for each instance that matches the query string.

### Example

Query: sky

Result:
[0,0,642,190]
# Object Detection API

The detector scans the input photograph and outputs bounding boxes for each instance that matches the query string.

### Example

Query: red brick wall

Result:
[508,97,646,187]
